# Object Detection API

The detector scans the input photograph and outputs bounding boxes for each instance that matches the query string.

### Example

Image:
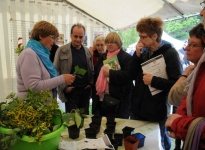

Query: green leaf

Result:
[1,136,11,142]
[74,65,87,76]
[74,112,82,128]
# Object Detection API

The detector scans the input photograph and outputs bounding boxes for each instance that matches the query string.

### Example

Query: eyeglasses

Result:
[139,35,149,39]
[185,43,203,49]
[49,35,58,41]
[200,1,205,9]
[96,44,104,47]
[105,42,117,44]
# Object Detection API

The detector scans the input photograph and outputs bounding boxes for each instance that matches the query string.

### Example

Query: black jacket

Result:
[130,44,182,122]
[95,49,133,118]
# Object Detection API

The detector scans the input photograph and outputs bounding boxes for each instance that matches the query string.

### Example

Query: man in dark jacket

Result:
[130,17,182,150]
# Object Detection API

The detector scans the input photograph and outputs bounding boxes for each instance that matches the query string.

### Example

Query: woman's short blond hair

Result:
[94,35,105,45]
[105,32,122,48]
[30,20,59,41]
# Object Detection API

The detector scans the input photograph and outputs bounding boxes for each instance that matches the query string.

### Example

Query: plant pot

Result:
[114,133,123,146]
[106,122,116,131]
[89,123,100,134]
[131,133,146,148]
[67,125,80,139]
[0,124,66,150]
[110,139,119,150]
[91,115,102,125]
[122,126,135,139]
[84,127,97,139]
[124,135,139,150]
[104,128,114,140]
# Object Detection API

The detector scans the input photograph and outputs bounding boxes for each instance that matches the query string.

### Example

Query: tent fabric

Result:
[64,0,202,30]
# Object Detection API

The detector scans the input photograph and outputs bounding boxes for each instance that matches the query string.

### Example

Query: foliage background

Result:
[118,16,202,49]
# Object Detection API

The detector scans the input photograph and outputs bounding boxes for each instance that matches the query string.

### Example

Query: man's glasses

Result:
[200,1,205,9]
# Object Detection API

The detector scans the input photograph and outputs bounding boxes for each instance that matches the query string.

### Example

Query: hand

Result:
[136,41,144,57]
[103,66,110,77]
[85,84,91,89]
[143,72,153,85]
[165,114,182,138]
[183,65,195,76]
[66,86,75,93]
[63,74,76,85]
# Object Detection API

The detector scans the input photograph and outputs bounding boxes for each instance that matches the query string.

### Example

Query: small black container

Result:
[89,122,101,134]
[111,139,119,150]
[106,122,116,131]
[122,126,135,139]
[91,115,102,125]
[67,125,80,139]
[104,128,114,140]
[85,127,97,139]
[114,133,123,146]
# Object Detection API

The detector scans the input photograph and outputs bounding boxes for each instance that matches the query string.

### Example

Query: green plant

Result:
[0,89,82,150]
[73,65,87,78]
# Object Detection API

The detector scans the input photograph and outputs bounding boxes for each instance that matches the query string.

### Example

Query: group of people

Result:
[15,1,205,149]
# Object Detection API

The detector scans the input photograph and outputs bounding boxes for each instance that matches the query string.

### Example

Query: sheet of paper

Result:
[141,54,168,95]
[59,134,114,150]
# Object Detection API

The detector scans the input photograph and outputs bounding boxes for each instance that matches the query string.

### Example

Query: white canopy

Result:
[62,0,202,30]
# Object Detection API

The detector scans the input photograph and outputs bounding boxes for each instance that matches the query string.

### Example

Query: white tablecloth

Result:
[61,116,162,150]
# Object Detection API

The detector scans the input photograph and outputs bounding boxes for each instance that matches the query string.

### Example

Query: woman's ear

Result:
[152,33,158,41]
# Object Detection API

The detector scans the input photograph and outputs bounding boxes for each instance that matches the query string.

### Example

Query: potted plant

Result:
[0,89,82,150]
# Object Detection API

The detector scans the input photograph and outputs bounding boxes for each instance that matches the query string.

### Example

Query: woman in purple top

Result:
[16,20,75,99]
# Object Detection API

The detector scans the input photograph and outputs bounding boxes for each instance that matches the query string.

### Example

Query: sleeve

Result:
[19,50,65,91]
[168,81,186,106]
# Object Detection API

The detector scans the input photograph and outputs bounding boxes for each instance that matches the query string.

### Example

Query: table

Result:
[61,116,162,150]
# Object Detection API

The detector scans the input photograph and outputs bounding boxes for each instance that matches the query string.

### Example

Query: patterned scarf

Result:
[96,49,120,99]
[25,39,58,78]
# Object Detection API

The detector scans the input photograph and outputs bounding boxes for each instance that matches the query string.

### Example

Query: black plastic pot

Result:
[67,125,80,139]
[89,122,100,134]
[122,126,135,139]
[84,127,97,139]
[106,122,116,131]
[104,128,114,140]
[114,133,123,146]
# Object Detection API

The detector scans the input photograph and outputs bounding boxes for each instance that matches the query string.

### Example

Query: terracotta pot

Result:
[124,136,139,150]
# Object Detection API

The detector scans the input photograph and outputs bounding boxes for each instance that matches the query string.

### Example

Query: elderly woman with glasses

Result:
[16,20,75,99]
[95,32,133,119]
[166,23,205,149]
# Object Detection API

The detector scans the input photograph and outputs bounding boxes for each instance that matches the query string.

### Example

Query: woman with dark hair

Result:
[166,23,205,150]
